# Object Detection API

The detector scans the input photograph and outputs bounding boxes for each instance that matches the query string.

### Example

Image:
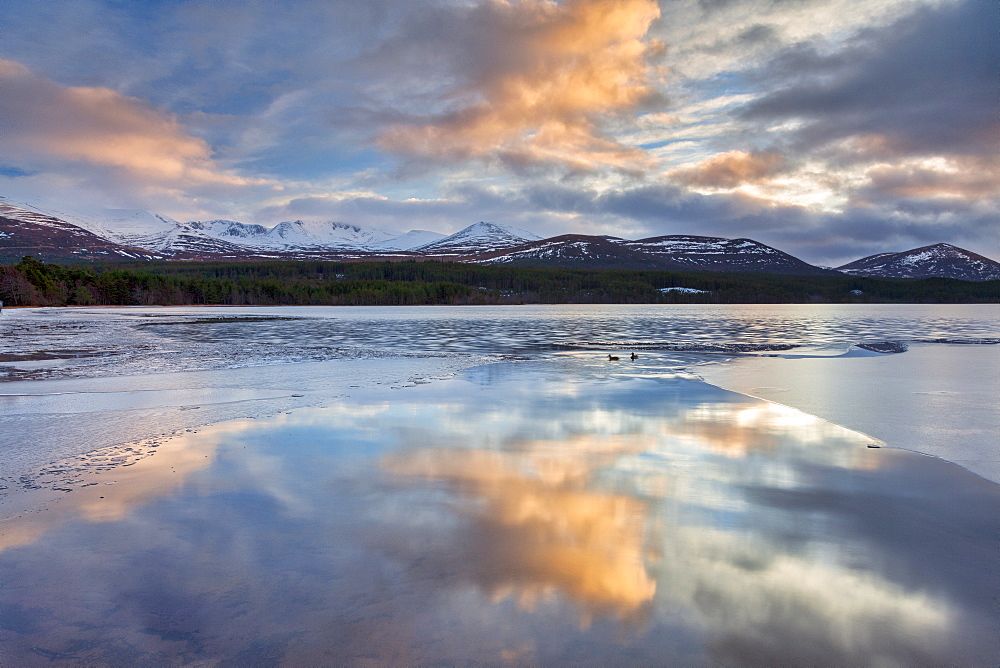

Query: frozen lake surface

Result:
[1,304,998,664]
[2,304,997,485]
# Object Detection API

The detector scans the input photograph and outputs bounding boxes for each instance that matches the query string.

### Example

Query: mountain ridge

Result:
[837,243,1000,281]
[1,198,996,279]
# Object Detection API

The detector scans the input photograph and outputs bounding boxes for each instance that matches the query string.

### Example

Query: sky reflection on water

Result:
[0,360,997,665]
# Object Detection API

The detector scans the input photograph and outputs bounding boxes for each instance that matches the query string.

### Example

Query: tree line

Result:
[1,256,997,307]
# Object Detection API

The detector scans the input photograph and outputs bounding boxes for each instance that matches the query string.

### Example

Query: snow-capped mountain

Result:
[0,202,160,261]
[186,219,400,251]
[416,222,542,257]
[177,219,438,254]
[0,198,181,251]
[837,243,1000,281]
[187,219,271,241]
[0,199,437,256]
[619,235,835,274]
[0,198,179,238]
[258,220,395,250]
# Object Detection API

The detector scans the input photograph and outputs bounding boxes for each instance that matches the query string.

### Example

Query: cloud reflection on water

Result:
[384,438,657,624]
[0,429,218,552]
[1,362,994,665]
[371,370,961,663]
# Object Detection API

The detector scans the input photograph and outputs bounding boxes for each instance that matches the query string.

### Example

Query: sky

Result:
[0,0,996,265]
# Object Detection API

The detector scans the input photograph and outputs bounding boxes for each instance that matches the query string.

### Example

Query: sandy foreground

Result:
[696,343,1000,484]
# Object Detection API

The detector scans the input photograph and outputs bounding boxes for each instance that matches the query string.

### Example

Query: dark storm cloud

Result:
[741,0,997,159]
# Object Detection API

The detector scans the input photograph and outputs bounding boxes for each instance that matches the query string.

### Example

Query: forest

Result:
[1,256,997,307]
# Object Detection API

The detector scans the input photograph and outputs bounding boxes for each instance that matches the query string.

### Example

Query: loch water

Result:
[0,304,997,665]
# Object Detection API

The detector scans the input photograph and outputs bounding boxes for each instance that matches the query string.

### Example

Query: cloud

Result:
[741,0,997,161]
[673,150,787,189]
[855,158,1000,204]
[376,0,663,172]
[0,1,994,265]
[0,59,259,191]
[638,0,999,262]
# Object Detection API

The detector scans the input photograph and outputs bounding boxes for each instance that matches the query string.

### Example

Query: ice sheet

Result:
[696,343,1000,483]
[3,305,997,506]
[0,356,482,500]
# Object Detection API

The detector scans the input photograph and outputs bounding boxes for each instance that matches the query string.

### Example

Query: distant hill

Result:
[479,234,835,274]
[620,235,836,275]
[479,235,665,269]
[837,243,1000,281]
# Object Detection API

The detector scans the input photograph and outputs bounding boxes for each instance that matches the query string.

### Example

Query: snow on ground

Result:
[660,287,710,294]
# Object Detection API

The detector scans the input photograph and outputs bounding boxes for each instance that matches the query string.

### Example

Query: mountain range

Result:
[1,198,997,280]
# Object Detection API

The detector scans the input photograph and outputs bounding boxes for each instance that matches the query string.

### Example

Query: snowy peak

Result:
[0,198,179,238]
[0,198,188,253]
[0,201,161,261]
[188,219,271,239]
[373,230,446,251]
[256,220,394,250]
[417,222,542,256]
[837,243,1000,281]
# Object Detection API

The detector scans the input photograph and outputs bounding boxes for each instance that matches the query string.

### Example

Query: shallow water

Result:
[1,361,997,665]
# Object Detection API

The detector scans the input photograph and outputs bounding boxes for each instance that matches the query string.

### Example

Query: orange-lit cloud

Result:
[673,150,787,189]
[378,0,663,172]
[0,59,261,190]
